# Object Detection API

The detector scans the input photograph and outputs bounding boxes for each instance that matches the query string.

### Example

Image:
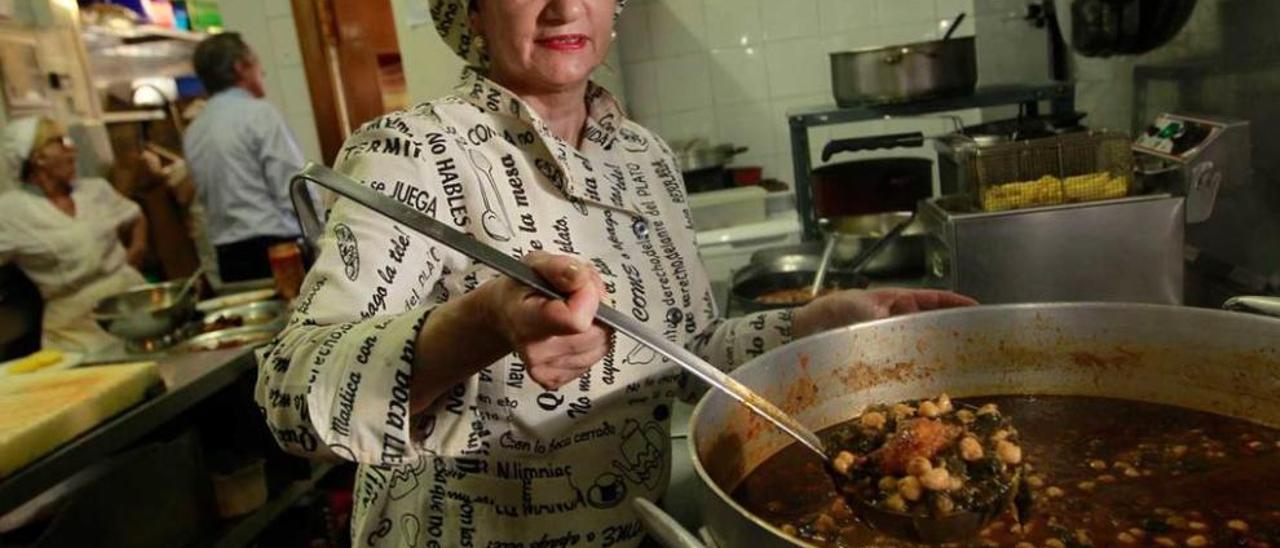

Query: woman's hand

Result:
[483,251,612,390]
[792,288,978,340]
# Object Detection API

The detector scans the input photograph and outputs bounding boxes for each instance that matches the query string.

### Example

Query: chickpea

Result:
[956,409,976,424]
[884,494,907,512]
[814,513,838,534]
[832,451,857,476]
[958,436,984,461]
[1171,445,1189,457]
[934,494,956,515]
[1124,467,1141,478]
[1045,539,1066,548]
[892,403,916,418]
[780,523,798,537]
[996,440,1023,465]
[991,429,1011,442]
[977,403,999,416]
[1227,519,1249,532]
[860,411,887,430]
[1089,459,1108,470]
[1046,486,1064,497]
[1015,543,1035,548]
[899,475,923,502]
[1026,475,1044,488]
[1186,535,1208,547]
[829,497,853,520]
[1077,481,1096,491]
[920,400,942,418]
[1167,516,1188,529]
[907,456,933,477]
[1155,537,1177,547]
[1128,528,1146,538]
[1188,521,1207,531]
[937,393,954,413]
[879,475,899,493]
[948,476,963,491]
[1075,530,1092,546]
[922,467,952,491]
[1117,531,1138,544]
[1097,474,1117,484]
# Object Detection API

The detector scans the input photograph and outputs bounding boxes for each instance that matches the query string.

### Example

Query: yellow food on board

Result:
[8,350,64,374]
[982,172,1129,212]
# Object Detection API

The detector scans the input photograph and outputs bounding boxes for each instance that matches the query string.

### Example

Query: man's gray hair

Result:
[193,32,253,95]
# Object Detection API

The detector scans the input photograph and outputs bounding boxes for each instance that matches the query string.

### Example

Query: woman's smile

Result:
[535,33,589,51]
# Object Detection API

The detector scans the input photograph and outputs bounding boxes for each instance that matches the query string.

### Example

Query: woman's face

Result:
[29,130,77,184]
[472,0,617,92]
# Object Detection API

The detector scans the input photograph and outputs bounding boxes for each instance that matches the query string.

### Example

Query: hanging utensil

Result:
[942,12,967,40]
[809,233,840,298]
[289,163,827,458]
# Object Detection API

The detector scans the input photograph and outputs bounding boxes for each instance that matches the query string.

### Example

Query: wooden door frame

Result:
[290,0,346,166]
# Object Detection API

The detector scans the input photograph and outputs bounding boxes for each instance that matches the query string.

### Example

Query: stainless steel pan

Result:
[830,37,977,107]
[686,302,1280,547]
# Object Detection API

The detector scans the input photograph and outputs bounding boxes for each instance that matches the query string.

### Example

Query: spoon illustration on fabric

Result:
[468,148,514,241]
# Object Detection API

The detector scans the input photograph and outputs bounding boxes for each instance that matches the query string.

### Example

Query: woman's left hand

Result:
[791,288,978,340]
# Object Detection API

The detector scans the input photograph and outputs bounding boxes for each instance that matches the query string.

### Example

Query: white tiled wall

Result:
[217,0,324,163]
[617,0,980,182]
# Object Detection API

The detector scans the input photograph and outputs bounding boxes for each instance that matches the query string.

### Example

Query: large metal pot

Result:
[687,303,1280,547]
[830,37,977,107]
[822,212,927,277]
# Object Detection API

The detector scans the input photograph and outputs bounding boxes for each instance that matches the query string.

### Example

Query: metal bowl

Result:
[200,300,286,333]
[178,326,278,353]
[94,281,197,343]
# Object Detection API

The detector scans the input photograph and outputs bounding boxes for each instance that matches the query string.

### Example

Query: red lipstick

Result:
[535,34,588,51]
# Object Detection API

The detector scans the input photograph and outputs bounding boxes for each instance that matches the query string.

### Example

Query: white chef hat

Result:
[2,116,42,186]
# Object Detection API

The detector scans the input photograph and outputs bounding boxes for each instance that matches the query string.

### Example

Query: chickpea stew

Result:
[732,396,1280,547]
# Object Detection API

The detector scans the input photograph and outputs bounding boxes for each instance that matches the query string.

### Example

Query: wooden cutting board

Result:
[0,362,160,478]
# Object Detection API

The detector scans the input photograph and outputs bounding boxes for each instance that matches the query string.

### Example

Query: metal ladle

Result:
[289,164,827,455]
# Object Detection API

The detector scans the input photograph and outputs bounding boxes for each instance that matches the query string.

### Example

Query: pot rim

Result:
[830,35,975,56]
[685,302,1280,544]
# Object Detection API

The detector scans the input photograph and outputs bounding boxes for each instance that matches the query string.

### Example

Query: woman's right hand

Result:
[482,251,612,390]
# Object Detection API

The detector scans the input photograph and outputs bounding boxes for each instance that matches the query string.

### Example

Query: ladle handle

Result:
[289,163,828,457]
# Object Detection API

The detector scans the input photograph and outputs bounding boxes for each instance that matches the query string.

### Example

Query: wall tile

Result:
[649,0,708,58]
[268,16,303,67]
[818,0,880,35]
[618,4,653,63]
[705,0,763,48]
[765,37,827,98]
[660,108,717,143]
[623,60,661,118]
[656,53,713,112]
[710,46,770,104]
[880,22,943,45]
[769,93,831,165]
[878,0,936,26]
[715,100,776,162]
[263,0,292,18]
[760,0,819,41]
[934,0,975,38]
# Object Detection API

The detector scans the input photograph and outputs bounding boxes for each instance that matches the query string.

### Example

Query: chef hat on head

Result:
[429,0,627,69]
[2,116,42,186]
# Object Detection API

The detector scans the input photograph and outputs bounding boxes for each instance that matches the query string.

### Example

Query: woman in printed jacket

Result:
[257,0,977,545]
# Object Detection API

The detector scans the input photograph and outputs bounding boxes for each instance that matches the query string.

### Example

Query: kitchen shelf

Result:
[102,109,167,124]
[786,82,1077,240]
[205,462,340,548]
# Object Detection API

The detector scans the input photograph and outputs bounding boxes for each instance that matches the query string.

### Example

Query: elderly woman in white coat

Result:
[257,0,978,545]
[0,116,148,353]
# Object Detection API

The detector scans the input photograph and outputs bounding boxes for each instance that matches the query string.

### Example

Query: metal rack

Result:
[788,82,1077,240]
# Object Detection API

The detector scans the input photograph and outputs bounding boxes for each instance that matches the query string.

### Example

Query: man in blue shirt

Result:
[185,33,310,282]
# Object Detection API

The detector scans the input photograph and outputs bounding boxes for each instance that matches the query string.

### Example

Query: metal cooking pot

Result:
[93,281,197,343]
[674,139,749,173]
[729,250,869,315]
[830,36,977,107]
[822,211,927,277]
[686,303,1280,547]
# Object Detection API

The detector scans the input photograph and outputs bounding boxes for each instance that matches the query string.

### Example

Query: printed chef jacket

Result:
[257,68,795,548]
